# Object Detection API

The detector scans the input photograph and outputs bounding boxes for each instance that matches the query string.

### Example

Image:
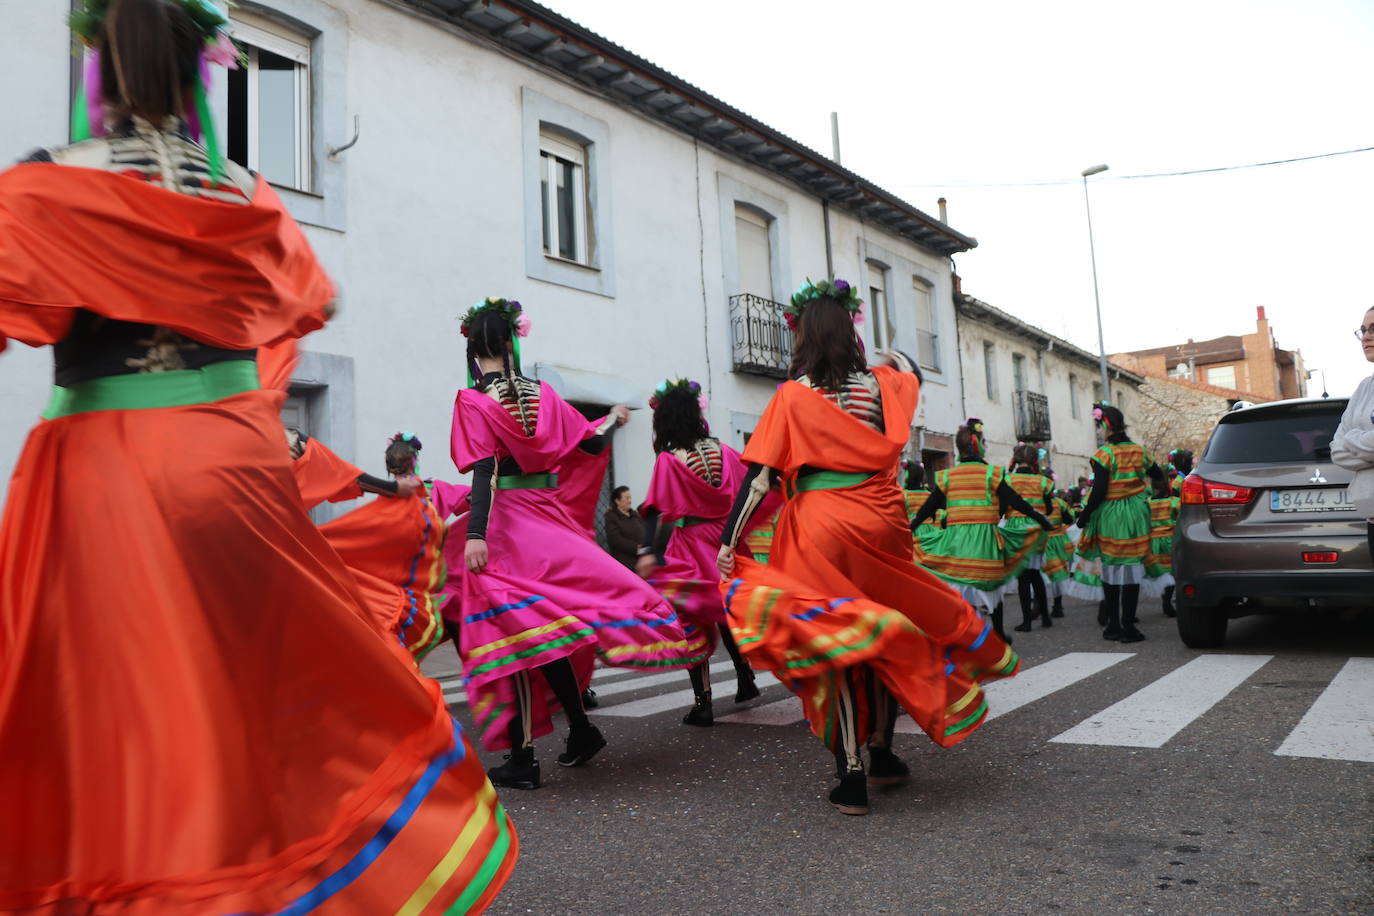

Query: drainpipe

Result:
[822,200,834,279]
[952,266,967,420]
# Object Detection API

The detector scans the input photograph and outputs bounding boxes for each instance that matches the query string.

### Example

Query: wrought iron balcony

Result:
[916,329,940,372]
[1013,389,1052,442]
[729,293,792,379]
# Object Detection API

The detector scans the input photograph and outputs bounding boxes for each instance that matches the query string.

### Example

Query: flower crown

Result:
[460,297,531,339]
[649,378,708,412]
[70,0,243,65]
[783,278,864,331]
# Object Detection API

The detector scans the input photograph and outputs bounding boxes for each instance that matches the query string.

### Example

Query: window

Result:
[1069,373,1081,418]
[540,132,590,264]
[912,277,939,371]
[735,205,773,299]
[1012,353,1027,393]
[1208,365,1237,389]
[983,341,997,400]
[227,16,311,191]
[868,262,890,348]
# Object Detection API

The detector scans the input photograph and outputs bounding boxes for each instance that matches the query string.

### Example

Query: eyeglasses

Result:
[1356,326,1374,340]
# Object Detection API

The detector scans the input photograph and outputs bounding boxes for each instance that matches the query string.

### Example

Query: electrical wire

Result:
[892,145,1374,189]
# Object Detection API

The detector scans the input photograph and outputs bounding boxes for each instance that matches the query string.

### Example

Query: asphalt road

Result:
[426,598,1374,916]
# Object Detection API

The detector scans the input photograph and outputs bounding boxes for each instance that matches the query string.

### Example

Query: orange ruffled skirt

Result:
[0,388,514,915]
[723,473,1019,750]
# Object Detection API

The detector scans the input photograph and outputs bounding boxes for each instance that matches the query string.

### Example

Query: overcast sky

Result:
[550,0,1374,396]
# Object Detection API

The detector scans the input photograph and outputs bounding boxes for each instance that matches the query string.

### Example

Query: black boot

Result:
[488,747,540,789]
[684,664,715,726]
[1031,572,1051,627]
[1050,595,1065,618]
[1013,575,1035,632]
[1097,599,1109,626]
[1162,586,1177,618]
[557,723,607,767]
[829,768,869,815]
[991,603,1012,645]
[867,747,910,786]
[581,687,600,709]
[1102,584,1123,640]
[719,626,760,702]
[1119,584,1145,643]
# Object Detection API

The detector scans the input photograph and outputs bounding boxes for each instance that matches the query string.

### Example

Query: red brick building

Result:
[1112,306,1306,401]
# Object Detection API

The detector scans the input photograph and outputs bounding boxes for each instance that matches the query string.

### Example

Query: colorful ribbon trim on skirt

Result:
[42,360,260,419]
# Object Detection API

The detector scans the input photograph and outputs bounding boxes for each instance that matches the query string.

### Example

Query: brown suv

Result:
[1173,396,1373,648]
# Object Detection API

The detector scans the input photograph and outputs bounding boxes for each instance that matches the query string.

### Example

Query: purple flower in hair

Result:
[834,279,851,293]
[689,381,701,392]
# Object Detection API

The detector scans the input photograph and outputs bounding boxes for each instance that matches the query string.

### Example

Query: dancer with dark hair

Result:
[0,2,515,910]
[903,459,943,534]
[1144,473,1180,617]
[717,279,1020,816]
[1005,444,1055,633]
[451,299,708,789]
[299,433,453,662]
[286,425,422,506]
[913,421,1053,644]
[636,378,763,725]
[1167,448,1195,497]
[1069,403,1165,642]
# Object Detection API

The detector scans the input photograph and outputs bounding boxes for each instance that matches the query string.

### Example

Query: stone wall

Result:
[1130,374,1267,460]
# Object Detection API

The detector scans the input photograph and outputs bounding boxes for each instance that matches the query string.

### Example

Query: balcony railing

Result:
[916,329,940,373]
[1013,389,1052,442]
[729,293,792,379]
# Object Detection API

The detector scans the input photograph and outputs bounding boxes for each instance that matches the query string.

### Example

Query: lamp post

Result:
[1081,163,1111,404]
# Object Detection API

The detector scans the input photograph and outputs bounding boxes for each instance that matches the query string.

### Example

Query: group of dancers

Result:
[0,1,1198,911]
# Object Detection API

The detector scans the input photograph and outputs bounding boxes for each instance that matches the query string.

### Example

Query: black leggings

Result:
[1016,569,1047,615]
[504,657,588,750]
[832,666,898,774]
[1102,582,1141,627]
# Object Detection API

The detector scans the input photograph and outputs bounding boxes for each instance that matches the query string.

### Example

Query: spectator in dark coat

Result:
[603,486,641,568]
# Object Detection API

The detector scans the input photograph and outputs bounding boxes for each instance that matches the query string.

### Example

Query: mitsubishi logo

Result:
[1309,468,1327,484]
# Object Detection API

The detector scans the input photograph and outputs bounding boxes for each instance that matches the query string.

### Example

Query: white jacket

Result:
[1332,374,1374,471]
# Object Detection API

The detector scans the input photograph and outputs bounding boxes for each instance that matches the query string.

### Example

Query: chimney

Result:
[1256,305,1267,321]
[938,197,948,223]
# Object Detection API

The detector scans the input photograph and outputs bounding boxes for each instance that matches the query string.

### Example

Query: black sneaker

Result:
[829,770,870,816]
[682,698,714,727]
[1012,619,1034,633]
[556,724,607,768]
[1118,624,1146,644]
[1050,601,1065,619]
[1162,605,1177,619]
[1102,624,1123,641]
[734,674,761,703]
[867,747,910,786]
[582,687,600,709]
[487,749,540,790]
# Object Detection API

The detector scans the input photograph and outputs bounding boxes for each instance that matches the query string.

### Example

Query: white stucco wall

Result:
[956,314,1143,484]
[0,0,967,506]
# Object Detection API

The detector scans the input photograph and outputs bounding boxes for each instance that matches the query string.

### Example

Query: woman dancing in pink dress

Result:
[450,299,708,789]
[636,379,766,725]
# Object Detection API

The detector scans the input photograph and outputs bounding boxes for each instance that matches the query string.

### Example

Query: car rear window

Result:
[1204,402,1345,464]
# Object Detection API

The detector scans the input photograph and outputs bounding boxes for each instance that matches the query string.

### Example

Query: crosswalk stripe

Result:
[718,696,806,726]
[1274,657,1374,763]
[595,672,781,718]
[438,660,658,704]
[1051,654,1272,748]
[894,651,1134,734]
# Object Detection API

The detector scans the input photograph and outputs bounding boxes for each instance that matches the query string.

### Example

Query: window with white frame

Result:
[227,15,311,191]
[912,277,939,371]
[867,262,890,348]
[734,204,773,299]
[983,341,998,400]
[1069,373,1081,418]
[540,132,590,264]
[1207,365,1237,389]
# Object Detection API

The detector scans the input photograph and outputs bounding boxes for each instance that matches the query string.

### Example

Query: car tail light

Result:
[1181,475,1255,506]
[1303,552,1338,564]
[1183,585,1197,596]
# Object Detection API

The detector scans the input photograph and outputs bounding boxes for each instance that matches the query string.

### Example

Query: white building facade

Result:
[955,293,1145,485]
[1,0,973,522]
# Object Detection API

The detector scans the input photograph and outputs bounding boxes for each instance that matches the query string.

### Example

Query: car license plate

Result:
[1270,487,1355,513]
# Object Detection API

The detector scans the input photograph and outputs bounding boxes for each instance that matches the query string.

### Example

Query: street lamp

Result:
[1081,163,1111,404]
